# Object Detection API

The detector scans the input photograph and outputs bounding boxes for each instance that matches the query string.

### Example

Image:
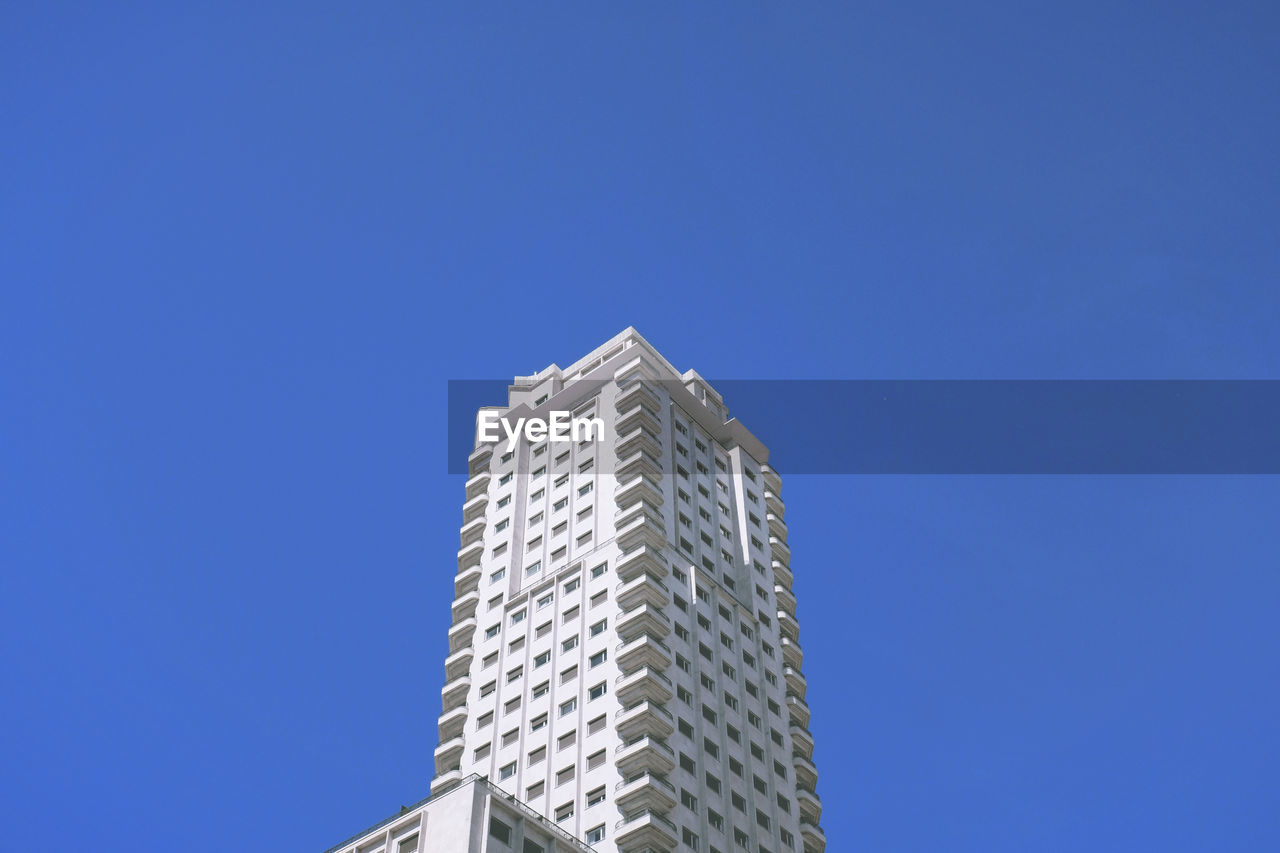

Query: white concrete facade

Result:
[325,775,598,853]
[436,329,824,853]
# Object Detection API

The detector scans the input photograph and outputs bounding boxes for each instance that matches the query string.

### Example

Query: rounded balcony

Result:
[615,735,676,777]
[615,700,675,740]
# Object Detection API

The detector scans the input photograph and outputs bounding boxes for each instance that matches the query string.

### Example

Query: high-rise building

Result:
[327,328,824,853]
[435,328,823,853]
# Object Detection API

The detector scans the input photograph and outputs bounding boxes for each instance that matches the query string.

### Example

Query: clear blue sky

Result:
[3,2,1278,851]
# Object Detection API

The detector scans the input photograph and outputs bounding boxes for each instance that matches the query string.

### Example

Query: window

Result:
[590,618,607,636]
[709,809,724,831]
[499,761,516,780]
[494,519,509,533]
[477,711,494,729]
[563,605,579,623]
[535,650,550,668]
[527,781,544,800]
[589,681,607,700]
[553,497,567,511]
[485,624,500,640]
[562,635,578,652]
[683,827,700,850]
[536,621,552,639]
[585,825,605,844]
[591,562,608,578]
[527,537,542,552]
[529,511,544,525]
[558,730,577,751]
[537,592,554,610]
[707,773,723,794]
[510,609,526,626]
[564,578,580,594]
[530,713,547,732]
[587,786,606,807]
[509,636,525,653]
[492,542,507,557]
[559,698,577,716]
[489,817,512,845]
[502,728,519,746]
[505,696,522,714]
[561,665,578,684]
[576,531,592,546]
[499,473,512,486]
[532,682,549,699]
[680,752,696,773]
[507,666,523,683]
[589,649,607,668]
[480,680,496,697]
[587,748,606,769]
[498,494,511,507]
[590,591,607,608]
[490,568,506,584]
[681,788,698,809]
[555,802,574,822]
[578,482,593,496]
[556,765,575,785]
[588,714,607,734]
[532,466,546,478]
[475,743,490,760]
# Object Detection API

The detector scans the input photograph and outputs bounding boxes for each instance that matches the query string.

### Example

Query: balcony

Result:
[767,512,788,542]
[456,540,483,571]
[616,700,675,740]
[454,563,481,597]
[615,771,677,813]
[462,493,488,524]
[437,704,468,741]
[616,381,662,416]
[616,572,670,611]
[764,488,784,518]
[772,558,794,589]
[783,665,807,699]
[616,404,661,439]
[447,616,477,653]
[616,425,661,460]
[793,752,819,791]
[769,535,791,563]
[615,544,668,582]
[616,632,673,672]
[616,448,663,483]
[464,470,490,501]
[614,808,678,852]
[467,444,492,476]
[790,723,814,760]
[616,666,674,705]
[441,673,470,710]
[451,589,480,622]
[786,693,811,727]
[432,735,464,774]
[777,610,800,642]
[775,584,797,615]
[615,735,676,776]
[430,768,464,796]
[762,465,782,494]
[800,821,827,853]
[443,645,474,682]
[615,510,667,552]
[616,474,664,510]
[459,516,485,548]
[780,636,803,669]
[796,785,822,823]
[616,602,671,641]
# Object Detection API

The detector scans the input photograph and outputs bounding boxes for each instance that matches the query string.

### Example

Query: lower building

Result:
[324,774,599,853]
